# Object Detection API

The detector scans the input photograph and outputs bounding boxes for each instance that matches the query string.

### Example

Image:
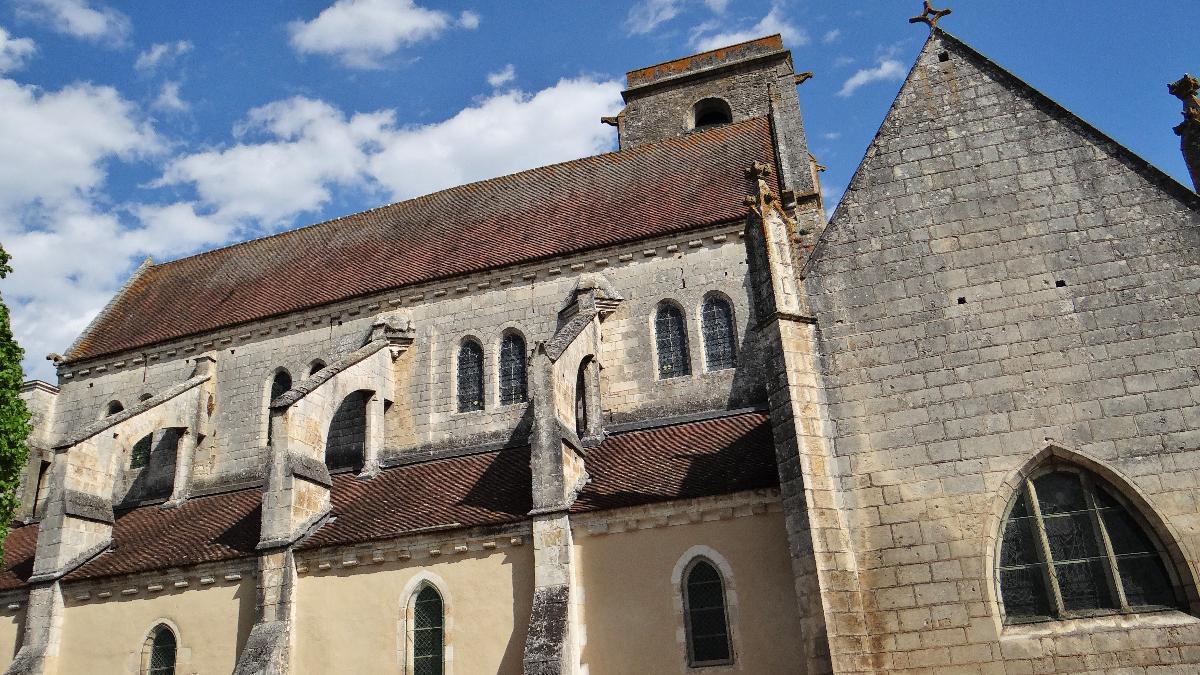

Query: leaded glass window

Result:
[412,585,444,675]
[685,559,733,666]
[130,433,152,469]
[147,625,176,675]
[498,333,527,406]
[701,296,736,371]
[999,468,1178,623]
[655,303,691,379]
[457,341,484,412]
[267,369,292,446]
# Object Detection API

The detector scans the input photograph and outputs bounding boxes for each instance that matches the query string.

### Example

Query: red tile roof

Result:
[574,411,777,512]
[0,412,776,587]
[66,119,776,363]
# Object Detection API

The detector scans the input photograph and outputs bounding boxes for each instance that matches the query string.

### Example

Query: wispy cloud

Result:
[15,0,130,46]
[625,0,681,35]
[487,63,515,88]
[135,40,191,73]
[822,29,841,44]
[152,81,187,112]
[837,58,905,97]
[289,0,479,69]
[0,27,36,74]
[691,6,808,52]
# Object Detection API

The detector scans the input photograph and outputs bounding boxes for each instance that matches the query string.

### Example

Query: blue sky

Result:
[0,0,1197,381]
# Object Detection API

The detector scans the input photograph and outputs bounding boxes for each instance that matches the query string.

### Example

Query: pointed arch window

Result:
[999,467,1179,623]
[701,295,737,371]
[684,558,733,666]
[498,333,527,406]
[267,369,292,445]
[457,340,484,412]
[412,585,444,675]
[655,302,691,379]
[144,624,176,675]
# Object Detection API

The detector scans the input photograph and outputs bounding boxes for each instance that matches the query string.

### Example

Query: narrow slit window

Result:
[267,369,292,446]
[457,340,484,412]
[999,467,1179,623]
[412,585,444,675]
[684,559,733,666]
[146,625,176,675]
[498,333,527,406]
[655,303,691,379]
[701,296,737,371]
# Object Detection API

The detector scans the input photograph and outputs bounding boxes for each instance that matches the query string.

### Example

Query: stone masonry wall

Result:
[807,32,1200,673]
[45,224,765,495]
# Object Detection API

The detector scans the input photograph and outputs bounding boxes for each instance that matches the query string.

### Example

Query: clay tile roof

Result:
[0,411,777,587]
[573,411,777,512]
[0,523,38,591]
[63,487,262,583]
[67,118,776,363]
[298,447,533,551]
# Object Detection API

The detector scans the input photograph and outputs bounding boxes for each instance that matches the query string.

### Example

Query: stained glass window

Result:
[999,468,1178,623]
[655,303,691,379]
[130,433,153,469]
[147,625,176,675]
[267,369,292,446]
[457,340,484,412]
[701,296,736,371]
[685,559,732,666]
[412,585,444,675]
[499,333,527,406]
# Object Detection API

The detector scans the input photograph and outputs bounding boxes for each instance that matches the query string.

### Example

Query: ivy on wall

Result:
[0,245,30,563]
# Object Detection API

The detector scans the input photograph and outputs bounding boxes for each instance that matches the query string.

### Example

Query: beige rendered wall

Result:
[576,510,802,674]
[0,604,24,661]
[293,545,533,674]
[54,580,253,674]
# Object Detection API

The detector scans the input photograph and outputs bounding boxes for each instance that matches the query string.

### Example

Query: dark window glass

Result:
[685,560,732,665]
[498,334,527,406]
[148,626,176,675]
[655,304,691,379]
[309,361,326,376]
[267,370,292,446]
[325,391,368,471]
[999,469,1178,622]
[701,296,736,370]
[457,341,484,412]
[130,433,153,469]
[575,360,589,438]
[106,400,124,416]
[413,586,444,675]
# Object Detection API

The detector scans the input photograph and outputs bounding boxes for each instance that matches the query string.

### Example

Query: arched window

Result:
[701,295,737,371]
[575,359,589,438]
[411,585,444,675]
[684,559,733,666]
[498,333,527,406]
[144,624,176,675]
[655,303,691,379]
[999,467,1179,622]
[457,340,484,412]
[130,433,153,469]
[326,390,368,471]
[309,360,326,376]
[267,369,292,445]
[105,400,124,417]
[692,97,732,129]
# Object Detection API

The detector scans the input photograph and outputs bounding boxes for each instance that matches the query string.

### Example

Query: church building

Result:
[5,9,1200,674]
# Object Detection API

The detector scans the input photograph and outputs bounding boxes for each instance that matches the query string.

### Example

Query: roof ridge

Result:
[147,117,770,273]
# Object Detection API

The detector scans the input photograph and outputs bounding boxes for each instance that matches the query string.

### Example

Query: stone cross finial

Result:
[1170,74,1200,192]
[909,1,952,29]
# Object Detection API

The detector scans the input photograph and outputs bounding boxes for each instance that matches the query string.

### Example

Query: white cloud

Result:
[487,63,515,88]
[822,29,841,44]
[833,55,855,68]
[288,0,475,69]
[821,131,841,141]
[369,77,622,200]
[458,10,480,30]
[625,0,681,35]
[837,58,905,97]
[691,6,809,52]
[134,40,191,72]
[703,0,729,11]
[152,81,187,112]
[0,27,36,74]
[15,0,130,45]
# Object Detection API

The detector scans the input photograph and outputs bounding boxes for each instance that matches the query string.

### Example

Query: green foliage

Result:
[0,245,31,564]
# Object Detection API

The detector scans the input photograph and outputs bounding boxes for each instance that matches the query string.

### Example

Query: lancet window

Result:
[411,585,444,675]
[498,332,527,406]
[684,558,733,666]
[655,302,691,379]
[457,340,484,412]
[701,295,736,371]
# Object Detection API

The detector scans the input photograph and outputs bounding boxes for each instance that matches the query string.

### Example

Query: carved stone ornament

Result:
[909,0,952,29]
[1169,74,1200,131]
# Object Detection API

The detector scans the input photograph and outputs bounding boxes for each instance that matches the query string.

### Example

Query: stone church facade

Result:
[4,23,1200,675]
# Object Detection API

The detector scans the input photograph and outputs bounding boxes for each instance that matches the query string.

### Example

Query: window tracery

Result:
[684,558,733,666]
[701,295,736,371]
[498,332,527,406]
[655,303,691,379]
[457,340,484,412]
